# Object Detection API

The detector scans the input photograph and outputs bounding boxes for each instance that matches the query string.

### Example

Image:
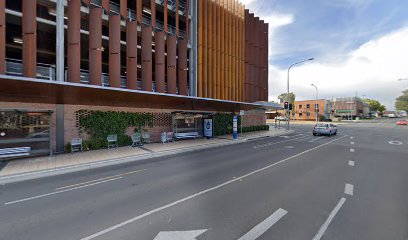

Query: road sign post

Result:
[233,115,238,140]
[240,110,244,138]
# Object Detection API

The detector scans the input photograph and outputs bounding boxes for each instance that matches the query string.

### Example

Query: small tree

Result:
[363,98,386,113]
[278,92,296,104]
[395,90,408,111]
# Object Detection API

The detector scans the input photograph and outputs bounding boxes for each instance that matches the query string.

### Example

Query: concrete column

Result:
[189,0,198,97]
[102,0,110,11]
[175,0,179,36]
[67,0,81,83]
[56,104,65,153]
[141,26,153,91]
[185,0,189,40]
[151,0,156,29]
[82,0,91,5]
[109,14,122,88]
[155,31,166,93]
[137,0,142,23]
[22,0,37,78]
[178,39,188,95]
[166,35,177,94]
[0,0,5,74]
[89,7,103,85]
[126,20,138,90]
[164,0,168,33]
[56,0,65,82]
[120,0,127,18]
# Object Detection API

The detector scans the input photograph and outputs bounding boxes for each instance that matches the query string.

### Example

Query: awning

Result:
[253,101,284,110]
[0,75,263,112]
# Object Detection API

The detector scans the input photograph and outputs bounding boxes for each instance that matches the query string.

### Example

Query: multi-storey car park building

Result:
[0,0,271,157]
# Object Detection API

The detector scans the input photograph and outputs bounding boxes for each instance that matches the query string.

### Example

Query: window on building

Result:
[306,104,310,108]
[306,112,310,117]
[315,103,319,108]
[299,113,303,117]
[299,104,302,109]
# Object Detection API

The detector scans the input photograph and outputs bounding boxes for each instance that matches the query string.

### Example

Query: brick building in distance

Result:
[291,99,332,121]
[0,0,271,157]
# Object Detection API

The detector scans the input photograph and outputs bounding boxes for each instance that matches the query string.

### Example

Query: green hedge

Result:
[213,114,241,136]
[213,113,268,136]
[241,125,270,133]
[67,110,154,151]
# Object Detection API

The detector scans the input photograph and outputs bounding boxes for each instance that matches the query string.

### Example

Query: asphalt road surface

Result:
[0,118,407,240]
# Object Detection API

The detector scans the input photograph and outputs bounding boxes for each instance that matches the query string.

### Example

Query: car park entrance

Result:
[0,109,52,160]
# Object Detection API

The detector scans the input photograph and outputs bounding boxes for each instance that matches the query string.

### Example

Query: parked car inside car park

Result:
[313,123,337,136]
[396,119,408,126]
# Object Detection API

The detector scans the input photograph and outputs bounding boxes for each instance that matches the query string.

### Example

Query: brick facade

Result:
[1,102,267,154]
[292,99,331,121]
[241,109,266,127]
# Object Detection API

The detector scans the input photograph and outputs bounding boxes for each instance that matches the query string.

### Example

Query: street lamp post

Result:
[286,58,314,129]
[311,84,318,123]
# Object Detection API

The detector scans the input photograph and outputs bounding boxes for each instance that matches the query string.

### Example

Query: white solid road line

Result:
[350,148,355,153]
[253,135,310,149]
[4,177,123,205]
[238,208,288,240]
[312,197,347,240]
[344,183,354,196]
[309,136,325,142]
[56,169,147,190]
[348,160,355,167]
[153,229,208,240]
[80,135,348,240]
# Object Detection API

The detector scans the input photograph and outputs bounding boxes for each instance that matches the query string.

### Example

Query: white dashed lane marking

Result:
[344,183,354,196]
[348,160,355,167]
[350,148,355,153]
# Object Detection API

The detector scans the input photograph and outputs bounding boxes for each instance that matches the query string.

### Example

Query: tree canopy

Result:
[395,90,408,111]
[278,92,296,103]
[363,98,386,113]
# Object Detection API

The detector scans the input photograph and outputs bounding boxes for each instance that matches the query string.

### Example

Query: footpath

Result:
[0,128,292,184]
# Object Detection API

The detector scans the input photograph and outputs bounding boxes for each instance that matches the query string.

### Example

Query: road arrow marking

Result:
[238,208,288,240]
[153,229,207,240]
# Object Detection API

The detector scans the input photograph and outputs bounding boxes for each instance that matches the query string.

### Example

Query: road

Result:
[0,119,407,240]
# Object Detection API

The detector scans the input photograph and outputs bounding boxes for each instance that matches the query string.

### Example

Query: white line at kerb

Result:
[312,197,346,240]
[345,183,354,196]
[238,208,288,240]
[5,177,122,205]
[80,135,348,240]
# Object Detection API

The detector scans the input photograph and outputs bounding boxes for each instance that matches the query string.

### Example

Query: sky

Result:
[240,0,408,110]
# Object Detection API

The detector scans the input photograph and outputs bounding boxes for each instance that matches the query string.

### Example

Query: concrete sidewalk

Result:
[0,128,292,183]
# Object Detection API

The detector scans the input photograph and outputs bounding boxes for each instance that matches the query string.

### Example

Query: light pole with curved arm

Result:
[311,84,318,123]
[286,58,314,129]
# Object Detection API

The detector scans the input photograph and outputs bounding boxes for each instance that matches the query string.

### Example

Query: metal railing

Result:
[5,58,56,81]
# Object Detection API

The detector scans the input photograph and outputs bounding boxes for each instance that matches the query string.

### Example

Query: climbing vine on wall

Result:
[76,110,153,150]
[213,113,241,136]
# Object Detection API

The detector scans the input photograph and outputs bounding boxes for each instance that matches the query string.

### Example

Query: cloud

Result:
[268,26,408,110]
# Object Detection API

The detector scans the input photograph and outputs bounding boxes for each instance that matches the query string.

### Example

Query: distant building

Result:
[292,99,332,121]
[332,97,370,119]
